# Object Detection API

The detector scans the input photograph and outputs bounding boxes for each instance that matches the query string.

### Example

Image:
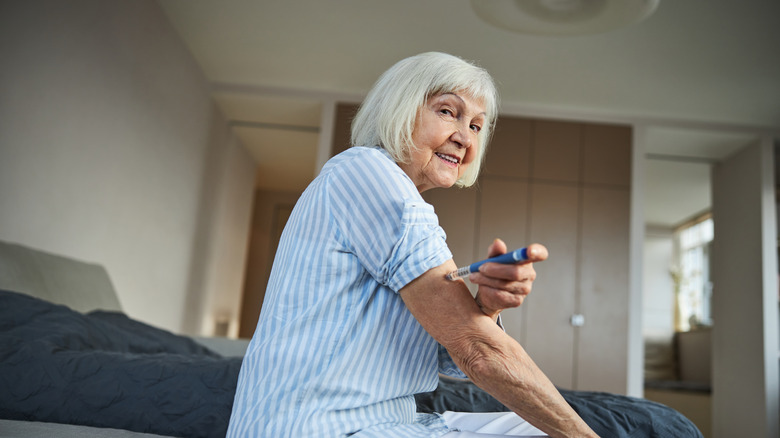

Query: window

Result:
[672,216,713,331]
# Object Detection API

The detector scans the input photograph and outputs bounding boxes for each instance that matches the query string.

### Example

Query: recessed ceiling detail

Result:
[470,0,660,35]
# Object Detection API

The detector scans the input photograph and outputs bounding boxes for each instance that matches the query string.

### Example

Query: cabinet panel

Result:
[423,186,478,269]
[532,120,581,183]
[477,178,531,257]
[477,177,530,341]
[524,183,579,389]
[582,124,632,186]
[576,186,631,393]
[483,116,532,179]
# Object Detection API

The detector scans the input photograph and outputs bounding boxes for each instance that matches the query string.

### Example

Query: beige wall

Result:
[239,189,302,338]
[0,0,256,335]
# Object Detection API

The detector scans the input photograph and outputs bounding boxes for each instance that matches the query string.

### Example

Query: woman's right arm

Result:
[400,260,599,438]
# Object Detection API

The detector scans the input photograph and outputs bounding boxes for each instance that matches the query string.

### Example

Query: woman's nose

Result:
[451,123,473,149]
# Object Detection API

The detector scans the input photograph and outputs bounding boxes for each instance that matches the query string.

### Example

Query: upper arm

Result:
[399,260,508,363]
[326,150,451,289]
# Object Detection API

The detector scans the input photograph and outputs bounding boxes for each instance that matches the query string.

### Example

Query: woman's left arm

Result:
[399,257,598,438]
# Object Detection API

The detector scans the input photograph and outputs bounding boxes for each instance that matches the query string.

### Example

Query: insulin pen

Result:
[445,247,530,281]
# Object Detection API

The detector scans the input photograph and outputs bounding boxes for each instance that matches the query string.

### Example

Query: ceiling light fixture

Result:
[470,0,660,36]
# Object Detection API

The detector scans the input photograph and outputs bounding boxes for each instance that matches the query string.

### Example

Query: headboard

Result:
[0,240,122,313]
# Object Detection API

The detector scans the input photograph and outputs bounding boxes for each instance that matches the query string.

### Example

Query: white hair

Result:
[351,52,499,187]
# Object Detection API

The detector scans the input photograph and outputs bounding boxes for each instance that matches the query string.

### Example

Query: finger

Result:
[485,240,548,264]
[487,238,507,259]
[478,287,527,310]
[471,264,535,288]
[471,272,535,294]
[475,262,537,282]
[525,243,549,263]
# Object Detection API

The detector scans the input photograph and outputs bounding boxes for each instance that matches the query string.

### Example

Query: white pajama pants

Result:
[441,411,548,437]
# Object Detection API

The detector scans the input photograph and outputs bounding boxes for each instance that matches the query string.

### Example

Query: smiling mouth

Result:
[435,153,460,166]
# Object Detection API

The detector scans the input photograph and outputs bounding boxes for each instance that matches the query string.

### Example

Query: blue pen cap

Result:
[468,247,530,272]
[513,247,528,261]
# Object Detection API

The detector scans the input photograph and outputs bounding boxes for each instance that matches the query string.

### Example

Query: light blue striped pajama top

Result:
[227,146,466,437]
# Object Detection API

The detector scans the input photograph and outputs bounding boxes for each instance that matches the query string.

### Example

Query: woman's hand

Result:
[470,239,548,320]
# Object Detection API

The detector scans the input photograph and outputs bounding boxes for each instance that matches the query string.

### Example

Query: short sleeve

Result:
[382,200,452,292]
[326,148,452,293]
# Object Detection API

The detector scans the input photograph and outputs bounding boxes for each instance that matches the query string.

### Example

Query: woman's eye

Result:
[470,124,482,133]
[440,108,454,117]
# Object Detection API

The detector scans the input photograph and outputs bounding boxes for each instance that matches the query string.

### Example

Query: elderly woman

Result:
[227,52,598,438]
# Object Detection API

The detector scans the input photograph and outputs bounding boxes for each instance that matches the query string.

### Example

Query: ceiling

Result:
[157,0,780,228]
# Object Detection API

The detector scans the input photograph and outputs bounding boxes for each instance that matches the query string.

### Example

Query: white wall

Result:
[181,117,256,338]
[643,227,676,338]
[0,0,256,335]
[711,139,779,437]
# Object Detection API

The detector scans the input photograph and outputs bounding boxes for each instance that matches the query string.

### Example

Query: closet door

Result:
[524,182,580,389]
[576,186,631,393]
[575,123,632,393]
[531,119,581,184]
[477,177,530,342]
[483,117,532,179]
[423,186,479,270]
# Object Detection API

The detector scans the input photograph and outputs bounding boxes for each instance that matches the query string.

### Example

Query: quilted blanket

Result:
[0,290,241,438]
[0,290,702,437]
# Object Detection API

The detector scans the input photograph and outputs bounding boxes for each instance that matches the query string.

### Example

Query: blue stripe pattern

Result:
[227,147,459,437]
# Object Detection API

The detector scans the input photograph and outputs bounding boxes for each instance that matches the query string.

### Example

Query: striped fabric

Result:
[227,147,460,438]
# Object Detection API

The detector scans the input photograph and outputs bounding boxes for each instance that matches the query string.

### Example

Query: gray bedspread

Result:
[1,289,702,438]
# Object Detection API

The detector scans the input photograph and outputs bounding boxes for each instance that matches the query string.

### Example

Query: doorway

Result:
[640,126,773,437]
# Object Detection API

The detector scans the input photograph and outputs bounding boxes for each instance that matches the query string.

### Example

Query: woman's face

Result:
[400,92,486,193]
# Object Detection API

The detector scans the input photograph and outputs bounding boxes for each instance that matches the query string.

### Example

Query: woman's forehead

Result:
[429,92,486,115]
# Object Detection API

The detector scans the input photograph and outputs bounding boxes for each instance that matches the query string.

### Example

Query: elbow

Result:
[450,337,539,406]
[452,336,515,384]
[448,330,537,395]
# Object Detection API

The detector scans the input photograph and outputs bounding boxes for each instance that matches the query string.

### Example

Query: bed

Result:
[0,240,702,438]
